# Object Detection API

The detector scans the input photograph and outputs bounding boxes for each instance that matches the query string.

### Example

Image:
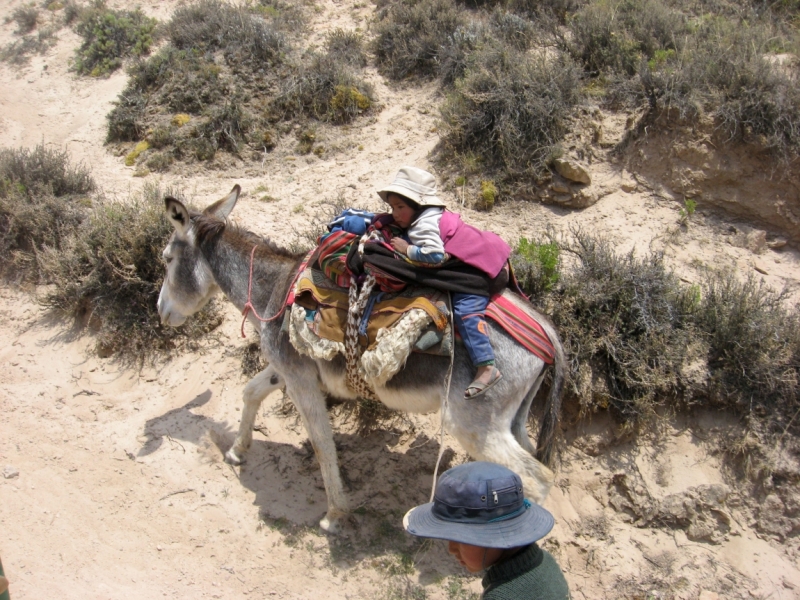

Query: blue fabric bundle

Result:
[327,208,375,235]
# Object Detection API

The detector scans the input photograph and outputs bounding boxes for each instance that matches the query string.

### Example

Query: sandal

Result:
[464,367,503,399]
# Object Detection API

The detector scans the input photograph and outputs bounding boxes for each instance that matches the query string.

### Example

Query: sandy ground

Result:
[1,1,799,599]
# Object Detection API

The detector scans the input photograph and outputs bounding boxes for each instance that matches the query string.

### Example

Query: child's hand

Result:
[390,238,410,255]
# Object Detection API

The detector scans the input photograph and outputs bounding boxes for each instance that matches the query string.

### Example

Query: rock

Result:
[753,260,768,275]
[746,229,767,254]
[553,158,591,185]
[620,171,637,193]
[699,591,720,600]
[551,176,571,194]
[767,236,788,249]
[3,466,19,479]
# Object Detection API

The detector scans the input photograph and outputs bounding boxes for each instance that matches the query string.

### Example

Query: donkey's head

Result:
[157,185,241,327]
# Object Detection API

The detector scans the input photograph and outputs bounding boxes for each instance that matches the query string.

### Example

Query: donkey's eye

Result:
[163,255,173,265]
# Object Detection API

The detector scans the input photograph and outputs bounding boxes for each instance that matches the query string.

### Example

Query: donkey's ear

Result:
[204,184,241,219]
[165,197,191,235]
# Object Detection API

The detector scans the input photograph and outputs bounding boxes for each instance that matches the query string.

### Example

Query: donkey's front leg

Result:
[225,365,284,465]
[287,380,349,533]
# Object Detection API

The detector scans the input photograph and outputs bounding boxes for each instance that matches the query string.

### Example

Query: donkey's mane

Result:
[193,213,305,260]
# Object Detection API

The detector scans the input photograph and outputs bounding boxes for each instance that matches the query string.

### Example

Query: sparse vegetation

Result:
[103,0,371,171]
[12,5,40,34]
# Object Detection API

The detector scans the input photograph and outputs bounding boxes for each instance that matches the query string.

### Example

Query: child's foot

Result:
[464,365,503,399]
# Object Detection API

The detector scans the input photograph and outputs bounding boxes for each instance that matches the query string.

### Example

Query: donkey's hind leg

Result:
[225,365,284,465]
[476,431,555,504]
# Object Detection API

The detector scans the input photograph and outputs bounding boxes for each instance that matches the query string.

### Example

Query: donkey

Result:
[157,185,566,532]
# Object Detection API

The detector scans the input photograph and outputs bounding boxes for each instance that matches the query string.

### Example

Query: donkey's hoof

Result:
[224,447,245,466]
[319,513,344,534]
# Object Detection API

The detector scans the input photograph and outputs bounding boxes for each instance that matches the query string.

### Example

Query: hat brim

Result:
[376,184,446,207]
[403,501,554,549]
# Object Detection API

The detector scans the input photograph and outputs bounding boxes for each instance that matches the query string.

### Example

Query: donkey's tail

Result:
[535,320,566,467]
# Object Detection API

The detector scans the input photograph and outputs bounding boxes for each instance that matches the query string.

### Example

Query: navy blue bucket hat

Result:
[403,462,554,549]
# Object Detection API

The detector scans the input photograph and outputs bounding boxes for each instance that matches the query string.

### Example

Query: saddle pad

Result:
[486,294,555,365]
[293,267,449,349]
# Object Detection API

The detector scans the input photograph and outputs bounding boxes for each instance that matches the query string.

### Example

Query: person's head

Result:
[403,462,555,572]
[385,192,420,228]
[377,166,445,227]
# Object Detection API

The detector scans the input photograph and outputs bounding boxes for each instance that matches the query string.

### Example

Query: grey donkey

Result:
[157,185,566,533]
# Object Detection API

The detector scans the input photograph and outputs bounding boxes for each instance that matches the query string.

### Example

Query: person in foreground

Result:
[403,462,570,600]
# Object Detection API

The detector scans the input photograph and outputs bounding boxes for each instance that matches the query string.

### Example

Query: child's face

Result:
[448,541,503,573]
[386,193,416,229]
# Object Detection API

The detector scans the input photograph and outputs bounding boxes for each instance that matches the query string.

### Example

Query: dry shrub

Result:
[566,0,687,77]
[325,28,368,68]
[12,5,40,34]
[271,53,374,124]
[695,272,800,431]
[514,229,800,438]
[566,1,800,161]
[106,89,147,142]
[166,0,286,67]
[538,230,697,422]
[438,46,582,179]
[373,0,467,80]
[38,183,223,362]
[0,26,58,65]
[0,144,94,282]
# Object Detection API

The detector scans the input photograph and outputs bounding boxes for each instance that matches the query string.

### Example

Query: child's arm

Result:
[404,209,445,263]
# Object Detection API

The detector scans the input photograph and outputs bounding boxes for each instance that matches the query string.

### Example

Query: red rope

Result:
[240,245,286,338]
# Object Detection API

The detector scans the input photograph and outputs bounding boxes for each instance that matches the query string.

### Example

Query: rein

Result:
[240,245,288,338]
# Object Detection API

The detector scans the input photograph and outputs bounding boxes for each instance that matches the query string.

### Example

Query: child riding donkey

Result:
[368,166,512,399]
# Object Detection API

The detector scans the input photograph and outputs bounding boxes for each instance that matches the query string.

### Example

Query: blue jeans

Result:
[452,293,495,367]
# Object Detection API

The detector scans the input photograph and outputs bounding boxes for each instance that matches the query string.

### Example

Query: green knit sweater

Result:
[481,543,570,600]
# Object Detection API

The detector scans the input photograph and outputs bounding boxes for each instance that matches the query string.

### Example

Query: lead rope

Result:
[430,290,456,502]
[240,245,285,338]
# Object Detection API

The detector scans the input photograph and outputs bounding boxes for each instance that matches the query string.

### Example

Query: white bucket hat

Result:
[377,166,446,207]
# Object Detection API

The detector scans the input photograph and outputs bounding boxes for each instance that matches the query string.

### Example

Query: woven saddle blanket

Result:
[288,266,451,389]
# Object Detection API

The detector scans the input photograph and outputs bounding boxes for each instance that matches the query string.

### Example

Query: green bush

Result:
[373,0,466,80]
[511,236,560,296]
[0,144,94,282]
[38,183,223,361]
[106,89,147,142]
[73,1,158,77]
[438,46,582,179]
